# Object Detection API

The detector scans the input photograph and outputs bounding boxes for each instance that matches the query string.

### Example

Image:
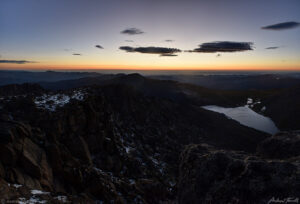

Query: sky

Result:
[0,0,300,70]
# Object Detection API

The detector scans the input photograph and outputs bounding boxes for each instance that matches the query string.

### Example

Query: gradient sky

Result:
[1,0,300,70]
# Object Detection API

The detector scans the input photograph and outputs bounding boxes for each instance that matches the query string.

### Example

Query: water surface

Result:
[202,105,279,135]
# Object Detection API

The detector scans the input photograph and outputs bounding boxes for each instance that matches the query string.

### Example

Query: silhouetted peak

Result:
[116,73,146,84]
[125,73,145,80]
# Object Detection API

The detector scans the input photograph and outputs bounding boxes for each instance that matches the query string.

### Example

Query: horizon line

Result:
[1,68,300,72]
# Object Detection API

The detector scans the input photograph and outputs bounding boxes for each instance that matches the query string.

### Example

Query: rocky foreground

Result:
[178,139,300,204]
[0,82,299,203]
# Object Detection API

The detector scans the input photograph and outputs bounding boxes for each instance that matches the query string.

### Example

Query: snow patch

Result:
[7,183,22,188]
[13,184,22,188]
[54,195,68,203]
[18,196,47,204]
[247,98,253,105]
[31,189,50,195]
[34,90,85,111]
[129,179,136,185]
[246,98,261,108]
[16,189,50,204]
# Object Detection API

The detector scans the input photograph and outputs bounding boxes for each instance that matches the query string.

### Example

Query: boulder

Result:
[20,138,43,179]
[66,136,92,165]
[46,143,64,174]
[0,144,17,166]
[0,122,14,144]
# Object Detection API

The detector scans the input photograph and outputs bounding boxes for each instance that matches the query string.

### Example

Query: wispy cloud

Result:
[165,39,174,42]
[265,46,279,50]
[119,46,181,56]
[125,40,134,42]
[95,45,104,49]
[188,41,253,53]
[121,28,144,35]
[261,21,300,30]
[0,60,36,64]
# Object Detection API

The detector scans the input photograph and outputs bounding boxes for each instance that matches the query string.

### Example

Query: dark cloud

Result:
[125,40,134,42]
[0,60,35,64]
[265,46,279,50]
[119,46,135,52]
[216,54,221,57]
[95,45,103,49]
[261,21,300,30]
[119,46,181,56]
[188,41,253,53]
[72,53,82,56]
[160,54,178,57]
[121,28,144,35]
[165,39,174,42]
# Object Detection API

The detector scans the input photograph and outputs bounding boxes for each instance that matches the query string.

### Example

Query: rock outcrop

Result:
[178,136,300,204]
[257,131,300,159]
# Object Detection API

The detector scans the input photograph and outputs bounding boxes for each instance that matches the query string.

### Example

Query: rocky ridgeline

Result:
[0,83,45,97]
[257,131,300,159]
[178,132,300,204]
[0,86,177,203]
[0,82,299,203]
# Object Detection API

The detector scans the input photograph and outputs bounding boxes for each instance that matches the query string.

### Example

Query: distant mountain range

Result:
[2,70,300,90]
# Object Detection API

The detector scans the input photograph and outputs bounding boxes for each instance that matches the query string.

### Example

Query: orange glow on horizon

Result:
[1,63,300,71]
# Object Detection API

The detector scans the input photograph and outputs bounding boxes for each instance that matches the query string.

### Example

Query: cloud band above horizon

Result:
[119,46,181,56]
[0,60,36,64]
[261,21,300,30]
[188,41,254,53]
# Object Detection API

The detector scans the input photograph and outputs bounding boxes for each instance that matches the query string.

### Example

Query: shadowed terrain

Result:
[0,72,299,203]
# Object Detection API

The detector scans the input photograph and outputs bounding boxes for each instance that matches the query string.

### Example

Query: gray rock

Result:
[178,144,300,204]
[257,131,300,159]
